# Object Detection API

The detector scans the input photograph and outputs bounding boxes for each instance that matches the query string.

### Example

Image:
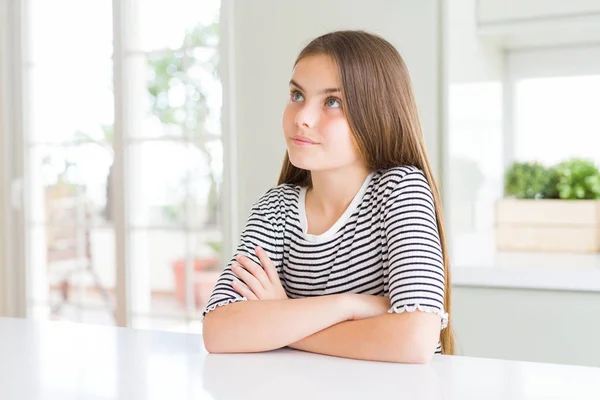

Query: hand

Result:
[231,246,288,301]
[346,294,391,321]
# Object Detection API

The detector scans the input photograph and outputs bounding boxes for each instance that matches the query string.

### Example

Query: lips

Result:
[292,136,319,145]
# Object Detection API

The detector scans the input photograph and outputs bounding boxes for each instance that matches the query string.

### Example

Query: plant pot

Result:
[495,199,600,252]
[172,258,221,309]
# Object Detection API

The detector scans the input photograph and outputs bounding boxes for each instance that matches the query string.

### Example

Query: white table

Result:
[1,318,599,400]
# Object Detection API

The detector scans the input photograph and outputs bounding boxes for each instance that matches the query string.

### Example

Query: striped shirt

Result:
[203,166,448,354]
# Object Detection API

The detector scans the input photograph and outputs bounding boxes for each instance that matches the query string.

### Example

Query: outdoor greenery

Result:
[504,159,600,200]
[70,22,221,226]
[147,22,221,227]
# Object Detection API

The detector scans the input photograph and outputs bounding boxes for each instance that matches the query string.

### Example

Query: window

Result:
[509,46,600,167]
[512,77,600,166]
[26,0,116,323]
[13,0,224,332]
[446,45,600,262]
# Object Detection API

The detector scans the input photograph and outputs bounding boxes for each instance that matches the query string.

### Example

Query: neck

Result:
[307,164,372,218]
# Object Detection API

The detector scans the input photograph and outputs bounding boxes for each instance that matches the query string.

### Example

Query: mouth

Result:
[291,136,320,146]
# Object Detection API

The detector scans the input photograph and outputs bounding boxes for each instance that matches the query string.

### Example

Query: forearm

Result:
[202,295,351,353]
[289,312,440,364]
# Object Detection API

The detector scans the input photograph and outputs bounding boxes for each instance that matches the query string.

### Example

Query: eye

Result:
[325,97,341,108]
[290,90,304,102]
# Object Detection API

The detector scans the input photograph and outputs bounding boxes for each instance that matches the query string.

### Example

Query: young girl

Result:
[202,30,454,363]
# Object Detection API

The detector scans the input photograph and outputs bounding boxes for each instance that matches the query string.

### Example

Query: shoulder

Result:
[373,166,431,194]
[251,183,301,215]
[375,168,438,232]
[371,166,435,217]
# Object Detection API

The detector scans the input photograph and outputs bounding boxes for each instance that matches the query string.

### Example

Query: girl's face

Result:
[282,54,363,173]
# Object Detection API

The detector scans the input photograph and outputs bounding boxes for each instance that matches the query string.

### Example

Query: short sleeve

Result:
[383,170,448,330]
[202,191,282,318]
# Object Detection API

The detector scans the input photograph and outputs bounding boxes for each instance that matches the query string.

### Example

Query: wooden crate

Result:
[495,199,600,253]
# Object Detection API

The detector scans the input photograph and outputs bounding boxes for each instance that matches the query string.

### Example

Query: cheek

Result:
[322,117,355,151]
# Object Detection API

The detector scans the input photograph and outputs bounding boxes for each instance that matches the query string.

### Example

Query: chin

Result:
[288,157,312,171]
[287,152,318,171]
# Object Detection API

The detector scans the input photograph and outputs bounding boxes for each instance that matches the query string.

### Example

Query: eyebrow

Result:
[289,79,340,95]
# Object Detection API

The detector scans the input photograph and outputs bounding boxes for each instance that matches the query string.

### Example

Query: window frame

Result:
[0,0,28,319]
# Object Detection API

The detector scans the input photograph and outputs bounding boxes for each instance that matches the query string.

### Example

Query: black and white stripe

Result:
[203,166,448,354]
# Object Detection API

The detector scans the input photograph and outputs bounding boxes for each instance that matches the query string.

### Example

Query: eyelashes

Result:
[290,90,304,102]
[325,97,341,108]
[289,90,342,109]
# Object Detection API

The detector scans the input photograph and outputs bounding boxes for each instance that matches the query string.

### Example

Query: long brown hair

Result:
[278,30,455,355]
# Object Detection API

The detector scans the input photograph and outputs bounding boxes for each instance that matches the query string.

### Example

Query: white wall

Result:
[0,113,5,318]
[225,0,444,245]
[447,0,503,83]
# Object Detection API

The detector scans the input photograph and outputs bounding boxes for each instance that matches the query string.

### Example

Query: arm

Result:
[203,294,350,353]
[203,244,356,353]
[201,188,369,353]
[204,251,391,354]
[288,310,441,364]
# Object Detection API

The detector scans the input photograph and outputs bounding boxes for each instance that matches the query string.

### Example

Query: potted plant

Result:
[496,158,600,252]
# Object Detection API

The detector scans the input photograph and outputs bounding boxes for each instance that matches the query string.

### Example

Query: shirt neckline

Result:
[298,171,375,243]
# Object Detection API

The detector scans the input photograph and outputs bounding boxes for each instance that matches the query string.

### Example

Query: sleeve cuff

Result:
[388,303,449,330]
[201,297,247,321]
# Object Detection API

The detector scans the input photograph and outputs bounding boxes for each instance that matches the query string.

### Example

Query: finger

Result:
[236,254,270,288]
[231,263,263,296]
[256,246,279,282]
[231,279,258,300]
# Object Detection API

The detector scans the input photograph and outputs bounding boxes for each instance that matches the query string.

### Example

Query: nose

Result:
[294,103,319,129]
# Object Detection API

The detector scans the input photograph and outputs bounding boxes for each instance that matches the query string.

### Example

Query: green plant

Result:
[554,159,600,200]
[504,161,558,199]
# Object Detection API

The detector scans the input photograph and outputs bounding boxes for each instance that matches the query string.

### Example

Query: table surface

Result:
[1,317,600,400]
